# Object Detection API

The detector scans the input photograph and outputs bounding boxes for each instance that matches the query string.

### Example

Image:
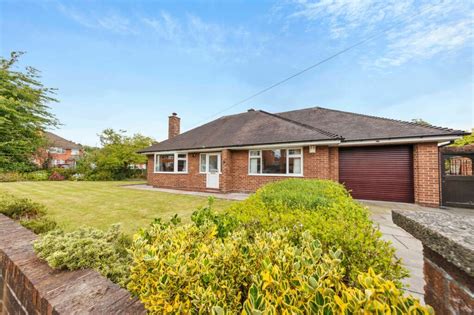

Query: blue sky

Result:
[1,0,473,146]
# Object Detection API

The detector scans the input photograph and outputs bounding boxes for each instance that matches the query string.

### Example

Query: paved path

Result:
[122,184,249,200]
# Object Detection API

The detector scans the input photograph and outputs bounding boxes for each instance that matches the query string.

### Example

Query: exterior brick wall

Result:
[0,214,145,314]
[423,246,474,314]
[413,143,440,207]
[146,146,338,193]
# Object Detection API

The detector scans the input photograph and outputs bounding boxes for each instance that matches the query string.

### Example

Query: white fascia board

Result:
[339,135,462,147]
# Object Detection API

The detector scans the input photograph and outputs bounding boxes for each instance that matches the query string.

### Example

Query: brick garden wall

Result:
[413,143,440,207]
[0,215,145,314]
[423,246,474,314]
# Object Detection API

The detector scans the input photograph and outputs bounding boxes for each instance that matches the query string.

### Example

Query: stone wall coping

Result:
[392,210,474,277]
[0,214,146,314]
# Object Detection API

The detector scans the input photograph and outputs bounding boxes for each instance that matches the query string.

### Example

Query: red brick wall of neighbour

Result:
[413,143,440,207]
[146,146,338,193]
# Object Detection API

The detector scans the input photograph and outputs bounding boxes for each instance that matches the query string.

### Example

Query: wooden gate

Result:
[441,145,474,209]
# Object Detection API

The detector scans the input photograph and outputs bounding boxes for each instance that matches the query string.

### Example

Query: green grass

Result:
[0,181,236,235]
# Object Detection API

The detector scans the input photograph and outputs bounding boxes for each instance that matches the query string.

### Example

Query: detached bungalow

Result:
[138,107,466,207]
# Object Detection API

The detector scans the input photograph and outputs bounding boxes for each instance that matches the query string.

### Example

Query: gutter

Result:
[338,135,463,147]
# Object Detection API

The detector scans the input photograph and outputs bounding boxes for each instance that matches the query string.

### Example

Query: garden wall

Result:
[393,210,474,314]
[0,214,145,314]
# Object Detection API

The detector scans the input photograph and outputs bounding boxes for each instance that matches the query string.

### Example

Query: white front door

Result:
[206,153,220,189]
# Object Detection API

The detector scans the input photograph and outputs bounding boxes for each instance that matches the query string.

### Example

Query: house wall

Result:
[146,143,442,206]
[413,142,440,207]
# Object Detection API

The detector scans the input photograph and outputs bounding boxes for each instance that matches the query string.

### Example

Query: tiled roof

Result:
[45,132,82,150]
[139,107,466,153]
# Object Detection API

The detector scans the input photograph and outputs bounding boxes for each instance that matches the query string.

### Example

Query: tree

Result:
[452,129,474,146]
[78,129,155,180]
[410,118,431,126]
[0,52,58,172]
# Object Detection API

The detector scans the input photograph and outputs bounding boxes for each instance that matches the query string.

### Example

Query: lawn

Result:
[0,181,236,235]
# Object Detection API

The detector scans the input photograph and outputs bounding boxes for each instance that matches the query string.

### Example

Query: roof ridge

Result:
[258,110,342,139]
[314,106,461,133]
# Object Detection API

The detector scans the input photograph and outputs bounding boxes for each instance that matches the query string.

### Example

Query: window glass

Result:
[200,154,206,173]
[249,150,261,157]
[288,149,301,156]
[289,157,302,174]
[208,155,219,172]
[159,154,174,172]
[177,153,186,159]
[262,149,287,174]
[177,159,187,172]
[249,158,260,174]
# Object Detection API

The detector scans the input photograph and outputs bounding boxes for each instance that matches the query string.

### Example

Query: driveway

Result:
[360,200,472,303]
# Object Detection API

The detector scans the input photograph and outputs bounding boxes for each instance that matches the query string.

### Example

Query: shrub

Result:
[128,219,431,314]
[191,197,239,238]
[229,179,408,284]
[71,173,85,181]
[24,170,50,181]
[0,193,46,220]
[50,167,75,180]
[33,225,131,287]
[20,217,58,234]
[48,171,65,181]
[0,172,24,182]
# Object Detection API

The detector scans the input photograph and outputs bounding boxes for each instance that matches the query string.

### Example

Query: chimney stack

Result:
[168,112,180,139]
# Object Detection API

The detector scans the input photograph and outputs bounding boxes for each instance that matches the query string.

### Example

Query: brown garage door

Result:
[339,145,414,203]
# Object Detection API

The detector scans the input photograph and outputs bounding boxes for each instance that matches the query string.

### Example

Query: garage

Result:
[339,145,414,203]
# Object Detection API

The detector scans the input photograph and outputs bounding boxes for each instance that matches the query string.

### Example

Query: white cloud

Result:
[283,0,473,67]
[142,11,267,62]
[57,3,135,34]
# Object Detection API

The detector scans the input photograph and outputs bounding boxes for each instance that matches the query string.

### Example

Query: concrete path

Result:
[122,184,250,200]
[359,200,473,303]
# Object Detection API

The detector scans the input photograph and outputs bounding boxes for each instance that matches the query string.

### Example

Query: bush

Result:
[20,217,58,234]
[33,225,131,287]
[71,173,85,181]
[229,179,407,284]
[48,171,65,181]
[0,193,46,219]
[0,172,24,182]
[128,219,431,314]
[50,167,75,180]
[24,170,50,181]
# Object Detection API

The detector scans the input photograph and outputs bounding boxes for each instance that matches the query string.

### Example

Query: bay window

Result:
[249,148,302,175]
[154,153,187,173]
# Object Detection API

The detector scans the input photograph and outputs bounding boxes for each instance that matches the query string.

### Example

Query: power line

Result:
[194,5,436,127]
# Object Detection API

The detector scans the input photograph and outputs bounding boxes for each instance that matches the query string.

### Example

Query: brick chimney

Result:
[168,112,180,139]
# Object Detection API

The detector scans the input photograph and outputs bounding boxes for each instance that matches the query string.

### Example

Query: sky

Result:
[1,0,473,146]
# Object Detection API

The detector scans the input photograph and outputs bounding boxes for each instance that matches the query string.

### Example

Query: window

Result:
[71,149,80,155]
[154,153,187,173]
[249,148,302,175]
[200,153,221,173]
[49,147,65,154]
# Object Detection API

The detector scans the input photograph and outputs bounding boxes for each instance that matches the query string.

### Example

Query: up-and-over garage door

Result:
[339,145,414,203]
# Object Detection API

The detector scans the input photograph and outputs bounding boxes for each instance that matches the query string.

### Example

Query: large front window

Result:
[249,148,302,175]
[155,153,187,173]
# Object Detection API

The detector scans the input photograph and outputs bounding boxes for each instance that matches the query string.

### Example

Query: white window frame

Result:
[199,153,221,174]
[154,152,188,174]
[71,149,80,155]
[49,147,65,154]
[248,147,303,176]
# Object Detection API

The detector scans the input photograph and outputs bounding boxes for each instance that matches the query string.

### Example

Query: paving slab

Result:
[122,184,250,200]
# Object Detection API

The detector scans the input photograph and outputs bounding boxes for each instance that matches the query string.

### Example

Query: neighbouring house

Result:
[34,132,83,169]
[138,108,467,207]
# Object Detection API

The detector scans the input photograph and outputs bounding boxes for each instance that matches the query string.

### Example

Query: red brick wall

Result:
[147,154,207,191]
[146,146,338,193]
[413,143,440,207]
[423,246,473,314]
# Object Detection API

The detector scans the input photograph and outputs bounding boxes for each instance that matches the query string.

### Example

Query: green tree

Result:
[78,129,155,180]
[0,52,58,172]
[410,118,431,126]
[452,129,474,146]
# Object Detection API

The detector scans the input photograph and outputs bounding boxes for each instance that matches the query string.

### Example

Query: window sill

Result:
[154,171,189,174]
[247,173,304,177]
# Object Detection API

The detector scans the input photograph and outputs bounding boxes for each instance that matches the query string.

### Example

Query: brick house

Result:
[138,108,467,207]
[35,132,83,169]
